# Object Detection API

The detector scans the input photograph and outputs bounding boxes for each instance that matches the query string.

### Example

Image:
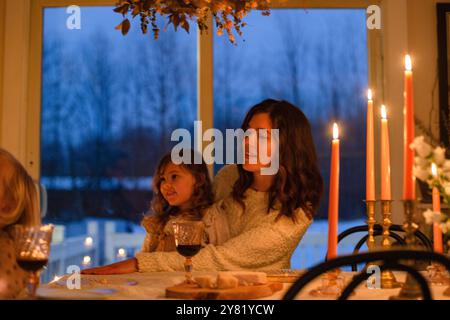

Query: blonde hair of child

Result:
[0,148,40,229]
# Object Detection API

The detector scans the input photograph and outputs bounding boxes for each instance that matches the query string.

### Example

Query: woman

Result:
[82,99,323,274]
[0,149,41,298]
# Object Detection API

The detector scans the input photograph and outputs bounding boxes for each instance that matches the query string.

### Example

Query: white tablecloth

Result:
[40,271,450,300]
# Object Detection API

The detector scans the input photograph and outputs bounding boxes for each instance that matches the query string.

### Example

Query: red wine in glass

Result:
[176,244,201,258]
[173,220,204,284]
[13,224,54,298]
[17,259,49,272]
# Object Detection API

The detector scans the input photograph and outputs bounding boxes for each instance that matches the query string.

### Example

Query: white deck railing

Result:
[42,221,100,283]
[104,221,146,264]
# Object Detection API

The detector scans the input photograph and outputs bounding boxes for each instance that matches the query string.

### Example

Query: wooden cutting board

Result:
[166,282,284,300]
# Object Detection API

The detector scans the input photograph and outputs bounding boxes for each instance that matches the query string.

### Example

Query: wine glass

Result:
[172,220,204,284]
[12,224,54,298]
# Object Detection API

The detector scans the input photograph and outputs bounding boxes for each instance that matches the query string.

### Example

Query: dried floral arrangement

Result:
[114,0,272,43]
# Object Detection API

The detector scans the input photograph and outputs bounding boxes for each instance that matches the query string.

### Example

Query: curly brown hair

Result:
[145,150,214,227]
[232,99,323,221]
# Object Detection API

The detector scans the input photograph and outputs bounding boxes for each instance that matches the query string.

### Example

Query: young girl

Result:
[140,150,231,252]
[0,148,41,298]
[82,150,230,274]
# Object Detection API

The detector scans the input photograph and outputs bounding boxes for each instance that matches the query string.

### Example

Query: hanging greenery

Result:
[114,0,271,44]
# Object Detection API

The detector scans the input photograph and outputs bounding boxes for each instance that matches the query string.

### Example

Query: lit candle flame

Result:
[82,255,91,266]
[117,248,126,257]
[333,123,339,140]
[84,236,93,247]
[405,55,412,71]
[368,89,373,101]
[381,105,387,120]
[432,163,438,178]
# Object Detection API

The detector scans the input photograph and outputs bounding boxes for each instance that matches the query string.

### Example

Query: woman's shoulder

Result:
[212,164,239,201]
[201,201,231,245]
[201,200,225,222]
[215,164,239,178]
[271,207,313,230]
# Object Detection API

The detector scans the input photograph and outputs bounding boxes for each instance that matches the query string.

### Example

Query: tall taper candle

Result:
[327,123,340,260]
[403,55,416,200]
[366,90,375,201]
[431,163,444,254]
[381,105,392,200]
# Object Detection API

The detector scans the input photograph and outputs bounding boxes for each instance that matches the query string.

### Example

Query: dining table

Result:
[37,270,450,300]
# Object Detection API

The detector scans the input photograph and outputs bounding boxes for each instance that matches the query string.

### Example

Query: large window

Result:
[40,6,197,278]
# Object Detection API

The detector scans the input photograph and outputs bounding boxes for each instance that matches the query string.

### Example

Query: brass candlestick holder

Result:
[380,200,401,289]
[365,200,377,252]
[364,200,381,273]
[390,200,422,300]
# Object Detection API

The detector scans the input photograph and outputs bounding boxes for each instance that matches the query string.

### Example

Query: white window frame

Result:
[3,0,381,180]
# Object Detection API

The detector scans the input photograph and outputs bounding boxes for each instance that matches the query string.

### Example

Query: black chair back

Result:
[284,249,450,300]
[327,224,433,271]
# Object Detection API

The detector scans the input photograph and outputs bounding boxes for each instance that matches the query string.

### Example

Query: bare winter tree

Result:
[273,13,308,108]
[80,32,118,190]
[42,33,93,219]
[214,37,244,131]
[41,35,67,178]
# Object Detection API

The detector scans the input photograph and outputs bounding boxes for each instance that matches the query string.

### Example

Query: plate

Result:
[37,287,117,300]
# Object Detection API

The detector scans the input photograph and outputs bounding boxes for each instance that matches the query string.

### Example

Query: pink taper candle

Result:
[380,105,391,200]
[366,90,375,201]
[431,163,443,254]
[327,123,340,260]
[403,55,416,200]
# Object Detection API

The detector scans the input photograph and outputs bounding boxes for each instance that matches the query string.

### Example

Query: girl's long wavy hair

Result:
[146,150,214,226]
[0,148,40,230]
[232,99,323,221]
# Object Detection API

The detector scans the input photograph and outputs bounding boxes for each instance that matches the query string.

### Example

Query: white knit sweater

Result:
[135,165,312,272]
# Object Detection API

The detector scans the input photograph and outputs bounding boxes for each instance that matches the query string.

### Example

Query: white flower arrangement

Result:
[411,136,450,238]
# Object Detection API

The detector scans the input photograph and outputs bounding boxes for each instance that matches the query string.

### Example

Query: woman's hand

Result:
[81,258,138,275]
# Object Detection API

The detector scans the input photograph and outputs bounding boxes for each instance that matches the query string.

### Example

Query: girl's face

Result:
[243,112,276,173]
[159,162,196,210]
